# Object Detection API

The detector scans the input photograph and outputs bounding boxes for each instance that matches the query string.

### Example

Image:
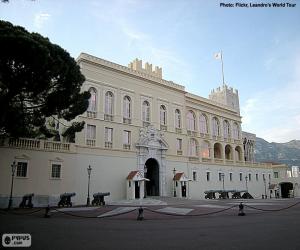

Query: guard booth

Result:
[126,171,149,200]
[173,172,190,198]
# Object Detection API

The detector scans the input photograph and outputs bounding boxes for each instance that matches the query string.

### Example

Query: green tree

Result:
[0,21,90,139]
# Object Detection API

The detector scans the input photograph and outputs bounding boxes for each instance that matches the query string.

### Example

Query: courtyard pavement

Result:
[1,197,300,249]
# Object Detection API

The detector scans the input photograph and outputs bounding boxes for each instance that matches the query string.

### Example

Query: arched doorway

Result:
[280,182,293,198]
[145,158,159,196]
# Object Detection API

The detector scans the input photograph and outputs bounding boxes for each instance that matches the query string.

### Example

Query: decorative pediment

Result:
[136,125,168,149]
[14,154,31,160]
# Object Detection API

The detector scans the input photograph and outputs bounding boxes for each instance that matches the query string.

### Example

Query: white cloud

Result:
[34,12,51,29]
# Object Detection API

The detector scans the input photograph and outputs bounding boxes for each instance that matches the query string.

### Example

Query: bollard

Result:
[44,205,51,218]
[137,207,144,221]
[238,202,245,216]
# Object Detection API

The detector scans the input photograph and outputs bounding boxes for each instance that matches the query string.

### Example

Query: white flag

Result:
[214,52,222,60]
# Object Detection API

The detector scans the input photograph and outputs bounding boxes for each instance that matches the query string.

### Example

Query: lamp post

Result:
[8,161,17,210]
[173,168,176,197]
[245,176,248,192]
[86,165,92,206]
[263,176,267,199]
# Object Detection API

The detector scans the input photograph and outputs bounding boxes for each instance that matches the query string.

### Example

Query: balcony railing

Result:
[86,139,96,147]
[143,121,150,127]
[187,130,197,137]
[104,114,114,121]
[87,111,97,118]
[160,125,167,131]
[177,150,183,156]
[123,118,132,124]
[189,156,199,162]
[175,128,182,134]
[202,157,212,163]
[1,137,72,152]
[105,141,113,148]
[123,144,131,150]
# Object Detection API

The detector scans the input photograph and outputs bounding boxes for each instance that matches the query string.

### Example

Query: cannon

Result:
[19,193,34,208]
[232,192,242,199]
[91,192,110,206]
[204,191,216,199]
[219,191,229,199]
[58,192,76,207]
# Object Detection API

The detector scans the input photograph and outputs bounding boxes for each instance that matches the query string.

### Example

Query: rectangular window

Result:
[219,172,224,182]
[16,162,27,177]
[206,172,210,181]
[192,171,197,181]
[51,164,61,179]
[274,172,279,178]
[248,173,252,181]
[229,173,233,182]
[256,173,258,181]
[86,124,96,146]
[262,173,265,181]
[268,173,271,180]
[239,173,243,181]
[176,138,182,151]
[123,130,131,144]
[105,127,113,148]
[105,127,113,142]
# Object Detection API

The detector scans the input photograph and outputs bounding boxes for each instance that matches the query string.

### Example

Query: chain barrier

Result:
[244,200,300,212]
[0,208,44,215]
[1,200,300,219]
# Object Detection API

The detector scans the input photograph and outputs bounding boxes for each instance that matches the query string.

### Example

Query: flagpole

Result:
[221,51,225,85]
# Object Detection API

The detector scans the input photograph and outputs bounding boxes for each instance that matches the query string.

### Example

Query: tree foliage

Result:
[0,21,90,138]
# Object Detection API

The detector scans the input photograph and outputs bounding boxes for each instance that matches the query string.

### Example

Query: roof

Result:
[173,172,190,181]
[127,171,139,180]
[126,171,149,181]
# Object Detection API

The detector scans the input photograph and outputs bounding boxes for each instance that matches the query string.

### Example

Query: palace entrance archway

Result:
[280,182,293,198]
[145,158,159,196]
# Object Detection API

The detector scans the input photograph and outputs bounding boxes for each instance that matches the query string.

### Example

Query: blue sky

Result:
[1,0,300,142]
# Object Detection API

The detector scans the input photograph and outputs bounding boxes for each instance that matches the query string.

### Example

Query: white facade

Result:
[0,53,299,207]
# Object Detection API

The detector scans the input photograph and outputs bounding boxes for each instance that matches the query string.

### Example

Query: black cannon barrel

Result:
[93,192,110,197]
[60,192,76,198]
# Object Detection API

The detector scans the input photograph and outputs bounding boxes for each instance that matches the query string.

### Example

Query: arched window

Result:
[235,146,242,161]
[212,117,220,137]
[199,114,208,134]
[160,105,167,125]
[123,96,131,119]
[201,141,210,158]
[233,122,240,139]
[142,100,150,122]
[88,87,97,112]
[223,120,230,139]
[175,109,181,128]
[225,144,233,160]
[188,138,198,156]
[105,91,114,115]
[187,111,196,131]
[214,143,222,159]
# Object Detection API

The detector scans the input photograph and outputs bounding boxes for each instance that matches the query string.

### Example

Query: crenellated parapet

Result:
[128,58,162,79]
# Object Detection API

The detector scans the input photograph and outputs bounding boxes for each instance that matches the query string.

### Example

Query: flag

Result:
[214,52,222,60]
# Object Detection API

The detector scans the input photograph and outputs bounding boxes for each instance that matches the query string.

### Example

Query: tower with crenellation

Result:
[209,84,240,114]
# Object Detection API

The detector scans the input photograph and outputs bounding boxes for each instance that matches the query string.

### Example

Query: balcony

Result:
[87,111,97,118]
[200,133,210,139]
[105,141,113,148]
[123,144,131,150]
[1,137,72,152]
[123,118,132,124]
[177,150,183,156]
[143,121,150,127]
[175,128,182,134]
[202,157,212,163]
[104,114,114,121]
[86,139,96,147]
[187,130,197,137]
[214,158,224,164]
[189,156,199,162]
[160,125,167,131]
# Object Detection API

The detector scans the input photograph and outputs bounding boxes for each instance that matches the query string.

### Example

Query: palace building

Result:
[0,53,298,207]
